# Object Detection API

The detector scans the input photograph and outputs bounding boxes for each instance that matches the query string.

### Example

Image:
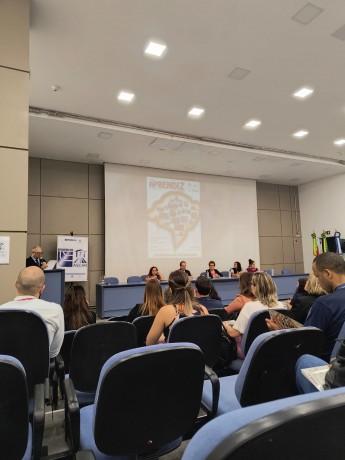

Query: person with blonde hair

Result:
[287,273,326,323]
[127,279,165,322]
[223,272,285,357]
[146,270,208,345]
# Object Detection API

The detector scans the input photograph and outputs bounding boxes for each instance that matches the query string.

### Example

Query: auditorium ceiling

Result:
[29,0,345,185]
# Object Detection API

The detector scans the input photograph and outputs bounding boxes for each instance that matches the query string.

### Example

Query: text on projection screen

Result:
[147,177,201,258]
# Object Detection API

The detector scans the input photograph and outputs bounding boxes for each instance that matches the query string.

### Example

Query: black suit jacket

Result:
[26,256,46,268]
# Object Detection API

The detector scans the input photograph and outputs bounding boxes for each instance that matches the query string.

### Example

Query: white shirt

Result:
[0,296,65,358]
[233,300,285,334]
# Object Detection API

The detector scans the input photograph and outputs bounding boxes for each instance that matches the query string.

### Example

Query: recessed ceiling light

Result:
[334,139,345,146]
[292,3,324,25]
[293,130,309,138]
[188,107,204,117]
[293,87,313,98]
[244,120,261,128]
[145,41,167,57]
[118,91,135,102]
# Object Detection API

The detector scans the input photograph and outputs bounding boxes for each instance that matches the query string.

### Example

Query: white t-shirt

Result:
[233,300,285,334]
[0,296,65,358]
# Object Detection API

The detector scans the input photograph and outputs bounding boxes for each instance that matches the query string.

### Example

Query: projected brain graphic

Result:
[147,191,200,249]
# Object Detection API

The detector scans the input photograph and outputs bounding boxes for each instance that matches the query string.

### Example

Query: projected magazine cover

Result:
[147,177,201,258]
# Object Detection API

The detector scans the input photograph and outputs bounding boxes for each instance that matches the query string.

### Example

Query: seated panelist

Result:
[179,260,192,278]
[205,260,223,279]
[146,266,164,281]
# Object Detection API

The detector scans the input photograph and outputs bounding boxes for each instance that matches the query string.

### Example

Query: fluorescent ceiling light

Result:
[334,139,345,146]
[293,130,309,137]
[188,107,204,117]
[245,120,261,128]
[118,91,135,102]
[145,41,167,57]
[293,87,314,98]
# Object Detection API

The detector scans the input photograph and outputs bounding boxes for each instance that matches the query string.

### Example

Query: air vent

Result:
[331,24,345,41]
[98,132,113,139]
[292,3,323,24]
[228,67,250,80]
[149,138,184,151]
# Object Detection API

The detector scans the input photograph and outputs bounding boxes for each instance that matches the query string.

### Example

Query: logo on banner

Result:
[58,249,74,267]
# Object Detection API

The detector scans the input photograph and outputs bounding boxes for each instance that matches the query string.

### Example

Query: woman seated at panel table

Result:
[223,272,285,358]
[146,266,164,281]
[230,261,243,278]
[64,285,96,331]
[127,279,165,323]
[246,258,259,273]
[205,261,223,279]
[224,272,256,319]
[146,270,208,345]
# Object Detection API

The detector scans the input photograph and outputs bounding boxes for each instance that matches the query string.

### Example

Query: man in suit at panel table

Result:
[26,245,48,270]
[194,276,224,311]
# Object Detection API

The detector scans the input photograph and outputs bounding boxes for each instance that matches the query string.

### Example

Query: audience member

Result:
[224,272,285,358]
[205,260,223,278]
[224,272,255,318]
[0,266,64,358]
[26,245,48,270]
[146,266,164,281]
[267,252,345,362]
[289,277,308,307]
[146,270,208,345]
[179,260,192,278]
[194,276,224,310]
[287,273,326,323]
[127,279,165,323]
[230,261,243,278]
[63,285,96,331]
[246,258,258,273]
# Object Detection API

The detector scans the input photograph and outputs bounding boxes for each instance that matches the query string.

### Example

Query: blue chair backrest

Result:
[330,320,345,359]
[104,277,119,285]
[127,276,142,284]
[234,327,324,406]
[282,268,293,275]
[265,269,274,276]
[182,386,345,460]
[141,275,147,281]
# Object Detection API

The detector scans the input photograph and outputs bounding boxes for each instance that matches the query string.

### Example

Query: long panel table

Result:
[96,274,307,318]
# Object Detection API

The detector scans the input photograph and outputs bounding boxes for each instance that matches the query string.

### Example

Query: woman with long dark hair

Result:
[63,285,96,331]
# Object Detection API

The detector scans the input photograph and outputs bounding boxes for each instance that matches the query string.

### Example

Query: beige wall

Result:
[0,0,29,303]
[27,158,104,305]
[27,158,303,308]
[257,183,304,274]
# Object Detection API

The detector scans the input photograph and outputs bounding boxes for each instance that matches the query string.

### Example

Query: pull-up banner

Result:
[56,235,88,282]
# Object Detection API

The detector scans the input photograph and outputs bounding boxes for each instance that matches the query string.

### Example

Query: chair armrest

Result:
[202,365,220,418]
[64,378,80,451]
[33,383,45,460]
[76,450,96,459]
[55,353,66,397]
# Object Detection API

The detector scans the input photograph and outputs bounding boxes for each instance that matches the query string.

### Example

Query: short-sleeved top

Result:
[304,286,345,361]
[224,294,254,315]
[232,300,285,334]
